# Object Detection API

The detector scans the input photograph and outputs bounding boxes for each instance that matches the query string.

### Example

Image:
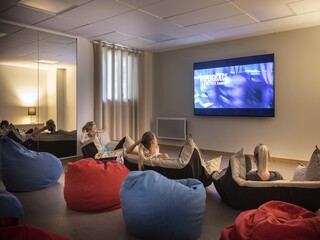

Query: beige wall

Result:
[77,38,94,156]
[0,65,44,124]
[0,64,76,130]
[153,26,320,161]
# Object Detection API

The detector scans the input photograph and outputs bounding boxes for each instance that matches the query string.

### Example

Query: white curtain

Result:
[93,41,144,141]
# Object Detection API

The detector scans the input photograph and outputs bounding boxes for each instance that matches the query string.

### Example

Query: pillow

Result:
[98,130,111,146]
[292,163,306,181]
[304,145,320,181]
[230,149,247,180]
[124,136,138,154]
[205,156,222,175]
[292,146,320,181]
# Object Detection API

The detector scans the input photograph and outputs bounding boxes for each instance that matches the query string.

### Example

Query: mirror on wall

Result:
[0,21,77,158]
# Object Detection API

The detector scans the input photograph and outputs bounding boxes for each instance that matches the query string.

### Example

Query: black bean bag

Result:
[212,149,320,211]
[123,135,221,187]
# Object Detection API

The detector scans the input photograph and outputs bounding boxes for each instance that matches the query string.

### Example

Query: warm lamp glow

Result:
[28,107,36,123]
[28,107,36,115]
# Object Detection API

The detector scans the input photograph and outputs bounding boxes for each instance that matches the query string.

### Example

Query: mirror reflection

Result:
[0,21,77,158]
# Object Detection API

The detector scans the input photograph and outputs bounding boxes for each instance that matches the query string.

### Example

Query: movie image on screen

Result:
[194,54,275,117]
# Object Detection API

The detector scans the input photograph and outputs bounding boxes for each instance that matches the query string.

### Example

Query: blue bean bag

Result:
[0,136,62,192]
[120,170,206,240]
[0,189,23,220]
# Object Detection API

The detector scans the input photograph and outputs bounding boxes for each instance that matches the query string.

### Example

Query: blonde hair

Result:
[254,144,269,172]
[137,131,156,171]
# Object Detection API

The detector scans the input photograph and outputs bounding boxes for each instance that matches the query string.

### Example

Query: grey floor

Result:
[1,148,318,240]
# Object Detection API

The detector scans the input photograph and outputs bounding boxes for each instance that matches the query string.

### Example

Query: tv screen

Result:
[194,53,275,117]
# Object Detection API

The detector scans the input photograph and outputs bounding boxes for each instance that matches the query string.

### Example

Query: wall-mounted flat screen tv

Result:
[194,53,275,117]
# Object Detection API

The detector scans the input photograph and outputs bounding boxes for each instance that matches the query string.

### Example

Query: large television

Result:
[194,53,275,117]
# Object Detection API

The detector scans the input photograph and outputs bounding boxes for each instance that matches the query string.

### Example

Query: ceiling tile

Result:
[60,0,134,26]
[187,14,257,36]
[93,31,135,43]
[212,23,272,41]
[66,23,114,38]
[140,0,227,18]
[92,10,179,37]
[0,5,54,25]
[117,0,163,9]
[250,5,294,21]
[262,10,320,31]
[118,37,154,48]
[289,0,320,14]
[0,0,20,12]
[166,2,243,27]
[36,15,84,32]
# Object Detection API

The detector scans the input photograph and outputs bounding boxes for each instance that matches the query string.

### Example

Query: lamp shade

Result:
[28,107,36,116]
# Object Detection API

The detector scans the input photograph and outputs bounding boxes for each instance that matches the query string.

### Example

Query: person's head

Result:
[253,143,270,172]
[225,74,248,107]
[140,131,157,150]
[82,121,97,136]
[0,120,9,130]
[46,119,56,132]
[138,131,158,171]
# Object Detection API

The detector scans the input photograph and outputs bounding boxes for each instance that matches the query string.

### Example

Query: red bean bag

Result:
[221,200,320,240]
[0,217,69,240]
[64,158,130,212]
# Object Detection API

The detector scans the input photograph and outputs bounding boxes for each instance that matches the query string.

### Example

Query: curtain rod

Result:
[92,40,142,53]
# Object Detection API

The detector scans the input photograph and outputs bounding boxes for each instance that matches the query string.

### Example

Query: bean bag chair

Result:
[0,190,23,220]
[212,149,320,211]
[221,200,320,240]
[64,158,130,212]
[0,136,63,192]
[120,170,206,240]
[123,134,221,187]
[0,216,70,240]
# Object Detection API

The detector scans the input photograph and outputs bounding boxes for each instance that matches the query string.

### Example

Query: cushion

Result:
[305,145,320,181]
[81,136,125,159]
[124,134,221,172]
[0,136,63,192]
[292,163,306,181]
[64,158,130,212]
[0,190,24,220]
[292,146,320,181]
[221,200,320,240]
[123,136,138,154]
[99,130,111,147]
[0,217,70,240]
[120,170,206,240]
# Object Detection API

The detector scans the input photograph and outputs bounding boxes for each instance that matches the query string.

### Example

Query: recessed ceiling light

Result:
[19,0,76,14]
[0,33,7,38]
[36,59,58,64]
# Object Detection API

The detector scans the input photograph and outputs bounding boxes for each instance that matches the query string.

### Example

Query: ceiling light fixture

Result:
[19,0,76,14]
[36,59,58,64]
[0,33,7,38]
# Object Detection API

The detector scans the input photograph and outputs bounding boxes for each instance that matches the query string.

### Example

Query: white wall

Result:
[0,65,76,130]
[153,26,320,161]
[77,38,94,156]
